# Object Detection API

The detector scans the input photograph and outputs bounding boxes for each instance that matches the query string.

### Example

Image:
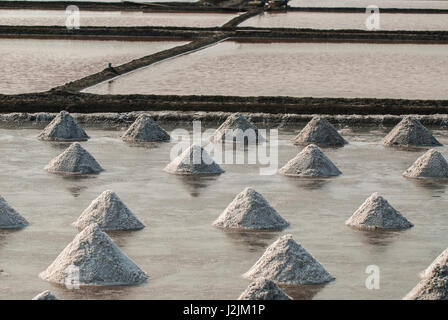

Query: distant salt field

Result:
[0,10,238,27]
[0,39,185,94]
[289,0,448,9]
[85,41,448,100]
[241,12,448,31]
[0,124,447,299]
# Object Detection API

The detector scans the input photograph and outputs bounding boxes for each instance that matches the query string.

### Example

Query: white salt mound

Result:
[243,234,334,285]
[382,116,442,147]
[73,190,145,231]
[403,149,448,179]
[122,114,170,142]
[38,111,89,142]
[291,117,347,147]
[238,278,292,300]
[213,187,289,231]
[212,113,265,143]
[45,142,104,175]
[404,247,448,300]
[0,195,28,229]
[345,192,413,230]
[39,224,148,286]
[164,144,224,175]
[279,144,342,177]
[32,290,58,300]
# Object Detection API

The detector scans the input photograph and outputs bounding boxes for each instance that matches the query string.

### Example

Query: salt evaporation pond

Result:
[289,0,448,9]
[0,38,185,94]
[85,41,448,100]
[0,10,237,27]
[241,12,448,31]
[0,123,447,299]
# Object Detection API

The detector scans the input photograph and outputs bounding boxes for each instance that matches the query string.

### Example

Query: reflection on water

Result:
[175,175,221,197]
[351,229,402,247]
[280,284,326,300]
[282,176,333,191]
[408,178,448,196]
[222,230,280,253]
[85,41,448,100]
[0,39,185,94]
[66,185,88,198]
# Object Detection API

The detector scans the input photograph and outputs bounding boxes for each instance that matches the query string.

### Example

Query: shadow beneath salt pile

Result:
[280,284,325,300]
[222,231,279,253]
[176,175,220,197]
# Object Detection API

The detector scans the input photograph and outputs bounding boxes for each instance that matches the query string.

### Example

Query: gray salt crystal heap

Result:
[238,278,292,300]
[38,111,89,142]
[213,187,289,231]
[45,142,103,175]
[212,113,265,143]
[345,192,413,230]
[164,144,224,175]
[279,144,341,177]
[122,114,170,142]
[291,117,347,147]
[243,234,334,285]
[404,247,448,300]
[0,195,28,229]
[73,190,145,231]
[382,116,442,147]
[32,290,58,300]
[39,223,148,286]
[403,149,448,179]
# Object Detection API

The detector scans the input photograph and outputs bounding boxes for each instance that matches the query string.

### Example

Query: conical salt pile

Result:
[73,190,145,231]
[212,113,265,143]
[382,116,442,147]
[291,117,347,147]
[238,278,292,300]
[404,248,448,300]
[279,144,342,177]
[32,290,58,300]
[122,114,170,142]
[345,193,413,230]
[403,149,448,179]
[38,111,89,142]
[164,144,224,175]
[45,142,104,175]
[243,234,334,285]
[39,224,148,286]
[0,195,28,229]
[213,187,289,231]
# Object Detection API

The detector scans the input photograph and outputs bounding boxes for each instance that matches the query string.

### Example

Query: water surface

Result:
[85,41,448,100]
[0,38,185,94]
[0,10,237,27]
[241,12,448,30]
[0,124,447,299]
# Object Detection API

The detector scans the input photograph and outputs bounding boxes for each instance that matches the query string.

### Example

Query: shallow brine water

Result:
[0,38,185,94]
[241,12,448,31]
[289,0,448,9]
[0,124,447,300]
[85,41,448,100]
[0,10,238,27]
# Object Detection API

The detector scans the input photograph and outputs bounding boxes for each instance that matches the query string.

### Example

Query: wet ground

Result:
[85,41,448,100]
[0,124,447,299]
[0,10,237,27]
[241,11,448,31]
[0,38,185,94]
